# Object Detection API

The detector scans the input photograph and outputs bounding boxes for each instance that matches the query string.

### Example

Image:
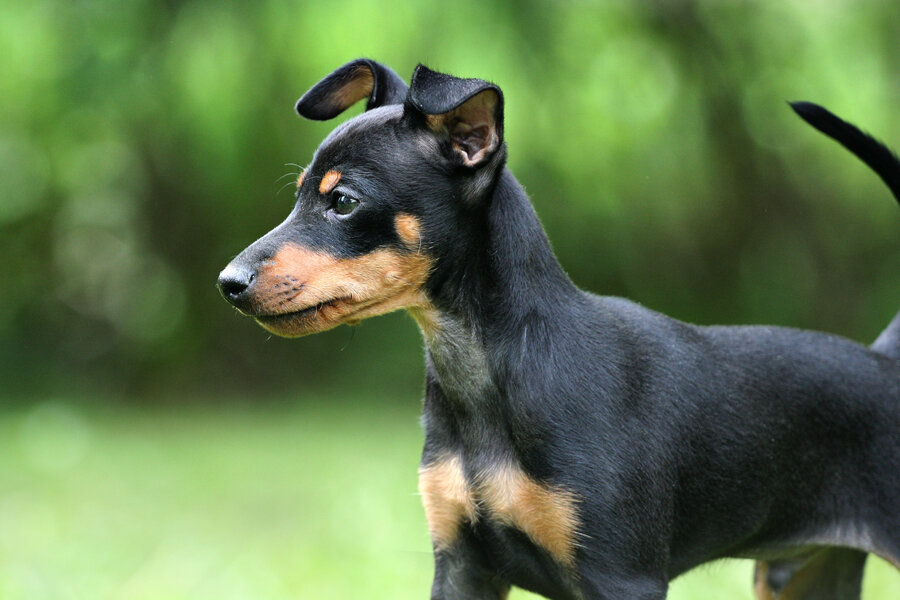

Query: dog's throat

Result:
[409,307,495,404]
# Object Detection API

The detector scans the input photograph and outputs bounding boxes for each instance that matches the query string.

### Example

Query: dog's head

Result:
[217,59,505,337]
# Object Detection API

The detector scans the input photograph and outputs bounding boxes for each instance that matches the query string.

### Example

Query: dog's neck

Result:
[410,168,581,406]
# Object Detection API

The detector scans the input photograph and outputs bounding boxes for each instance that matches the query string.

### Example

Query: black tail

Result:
[790,101,900,207]
[791,101,900,359]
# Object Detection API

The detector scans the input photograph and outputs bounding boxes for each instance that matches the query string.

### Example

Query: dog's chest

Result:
[418,454,581,574]
[416,313,583,594]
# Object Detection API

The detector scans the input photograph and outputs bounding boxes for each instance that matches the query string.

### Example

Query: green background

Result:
[1,0,899,597]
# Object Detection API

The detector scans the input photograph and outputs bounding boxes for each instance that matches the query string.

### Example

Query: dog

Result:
[218,59,900,599]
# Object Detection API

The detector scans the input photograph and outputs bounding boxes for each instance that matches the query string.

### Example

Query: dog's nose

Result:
[217,263,256,312]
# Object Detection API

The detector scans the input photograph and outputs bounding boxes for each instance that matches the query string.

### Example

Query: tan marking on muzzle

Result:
[252,243,432,337]
[296,170,306,188]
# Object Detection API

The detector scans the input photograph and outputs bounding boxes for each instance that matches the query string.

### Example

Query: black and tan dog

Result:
[218,59,900,599]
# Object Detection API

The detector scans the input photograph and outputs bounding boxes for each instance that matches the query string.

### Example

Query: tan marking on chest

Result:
[394,213,422,248]
[479,463,580,567]
[319,170,341,194]
[418,456,580,567]
[418,455,476,551]
[252,243,432,336]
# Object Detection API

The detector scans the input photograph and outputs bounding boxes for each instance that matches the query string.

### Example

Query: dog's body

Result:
[218,60,900,599]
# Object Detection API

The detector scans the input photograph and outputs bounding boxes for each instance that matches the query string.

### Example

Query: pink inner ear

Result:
[450,123,492,163]
[426,89,500,167]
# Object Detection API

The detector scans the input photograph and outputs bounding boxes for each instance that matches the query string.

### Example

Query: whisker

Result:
[277,179,300,196]
[339,326,356,351]
[275,171,301,183]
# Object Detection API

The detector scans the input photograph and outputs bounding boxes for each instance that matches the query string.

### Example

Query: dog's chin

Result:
[254,313,340,338]
[252,294,417,338]
[253,298,350,338]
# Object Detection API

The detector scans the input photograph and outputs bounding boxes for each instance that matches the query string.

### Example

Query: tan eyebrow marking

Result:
[319,170,341,194]
[394,214,422,248]
[296,170,306,188]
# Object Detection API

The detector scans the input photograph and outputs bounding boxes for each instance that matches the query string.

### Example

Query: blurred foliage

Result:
[1,0,899,400]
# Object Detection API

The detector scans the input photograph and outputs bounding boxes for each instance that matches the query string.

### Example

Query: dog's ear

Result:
[406,65,504,168]
[295,59,409,120]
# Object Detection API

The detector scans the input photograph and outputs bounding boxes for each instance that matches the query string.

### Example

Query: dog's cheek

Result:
[395,213,422,248]
[345,247,432,300]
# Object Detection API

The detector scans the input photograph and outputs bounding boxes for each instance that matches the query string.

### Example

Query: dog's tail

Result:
[791,101,900,360]
[790,102,900,205]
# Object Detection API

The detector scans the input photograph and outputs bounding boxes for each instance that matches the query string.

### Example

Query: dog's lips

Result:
[255,297,348,324]
[252,295,375,337]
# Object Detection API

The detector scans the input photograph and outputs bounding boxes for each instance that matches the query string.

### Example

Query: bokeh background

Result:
[1,0,899,598]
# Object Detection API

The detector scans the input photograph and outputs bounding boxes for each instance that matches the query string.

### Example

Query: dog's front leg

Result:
[421,512,510,600]
[576,566,668,600]
[429,536,510,600]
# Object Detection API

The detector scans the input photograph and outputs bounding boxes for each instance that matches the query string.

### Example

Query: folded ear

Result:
[406,65,504,167]
[295,59,409,120]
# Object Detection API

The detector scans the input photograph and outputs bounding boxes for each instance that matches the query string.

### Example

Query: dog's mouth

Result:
[253,296,355,336]
[252,289,427,338]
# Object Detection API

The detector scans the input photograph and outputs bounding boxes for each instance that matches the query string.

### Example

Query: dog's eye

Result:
[332,194,360,216]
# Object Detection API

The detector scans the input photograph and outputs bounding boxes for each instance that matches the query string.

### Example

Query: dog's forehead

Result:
[312,104,405,164]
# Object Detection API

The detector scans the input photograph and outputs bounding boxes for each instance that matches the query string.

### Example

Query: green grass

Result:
[1,398,897,599]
